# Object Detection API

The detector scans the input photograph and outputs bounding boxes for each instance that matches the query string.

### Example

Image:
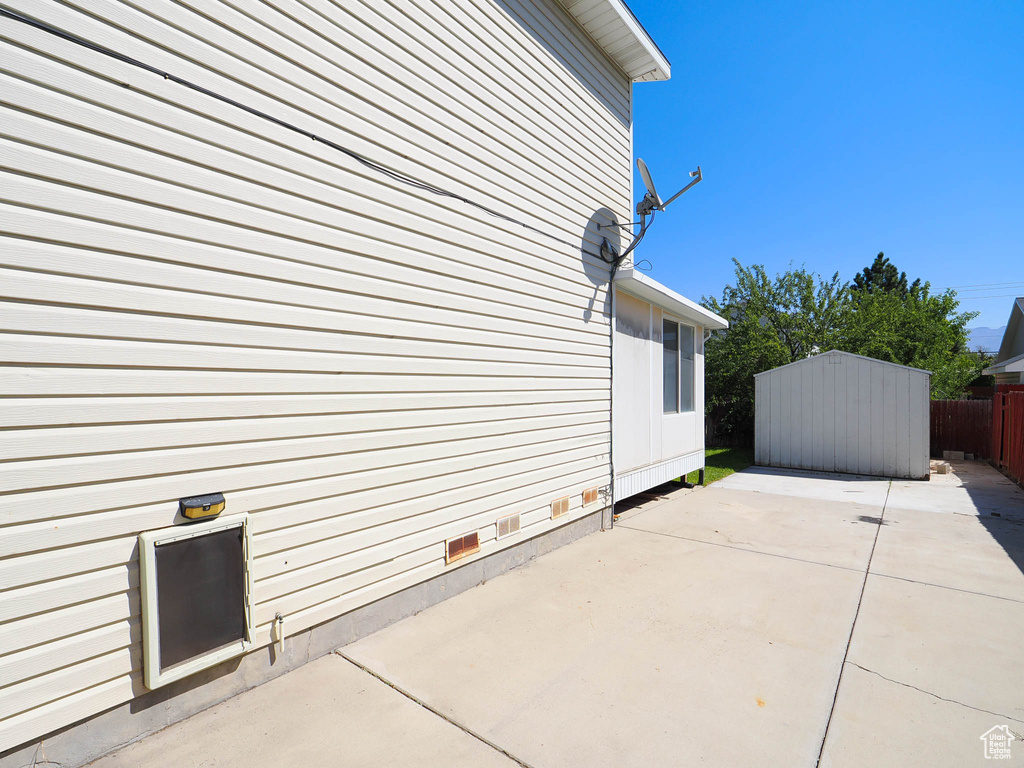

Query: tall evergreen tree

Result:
[842,255,977,398]
[851,252,920,296]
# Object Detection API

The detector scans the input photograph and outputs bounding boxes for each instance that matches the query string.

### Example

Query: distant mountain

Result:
[968,326,1006,355]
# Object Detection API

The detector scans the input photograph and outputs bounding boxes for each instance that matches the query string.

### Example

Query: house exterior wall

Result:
[754,352,930,480]
[0,0,633,753]
[1005,335,1024,362]
[995,300,1024,362]
[985,299,1024,382]
[613,287,706,500]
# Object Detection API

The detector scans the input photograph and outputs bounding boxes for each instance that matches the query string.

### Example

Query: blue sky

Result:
[627,0,1023,333]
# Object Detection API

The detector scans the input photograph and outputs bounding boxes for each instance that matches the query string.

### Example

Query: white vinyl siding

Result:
[0,0,631,751]
[613,287,708,498]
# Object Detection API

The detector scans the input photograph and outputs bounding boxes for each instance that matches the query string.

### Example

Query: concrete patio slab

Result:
[82,460,1024,768]
[819,662,1021,768]
[871,505,1024,601]
[343,523,864,768]
[887,460,1024,518]
[846,574,1024,724]
[714,466,891,507]
[87,654,518,768]
[621,485,881,570]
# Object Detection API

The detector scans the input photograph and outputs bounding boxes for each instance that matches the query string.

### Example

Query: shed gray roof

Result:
[753,350,932,378]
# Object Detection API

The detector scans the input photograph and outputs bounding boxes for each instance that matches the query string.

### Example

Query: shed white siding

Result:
[0,0,634,751]
[754,351,930,479]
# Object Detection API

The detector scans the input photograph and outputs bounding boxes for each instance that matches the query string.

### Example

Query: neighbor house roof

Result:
[982,297,1024,376]
[993,298,1023,362]
[984,350,1024,376]
[557,0,670,81]
[614,267,728,329]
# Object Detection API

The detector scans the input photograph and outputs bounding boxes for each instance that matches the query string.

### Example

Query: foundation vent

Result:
[550,496,570,520]
[445,531,480,564]
[582,486,600,506]
[496,512,521,540]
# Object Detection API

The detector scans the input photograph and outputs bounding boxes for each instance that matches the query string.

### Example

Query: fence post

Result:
[993,394,1004,467]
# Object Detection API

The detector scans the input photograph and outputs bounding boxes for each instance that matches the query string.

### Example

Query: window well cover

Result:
[139,514,252,689]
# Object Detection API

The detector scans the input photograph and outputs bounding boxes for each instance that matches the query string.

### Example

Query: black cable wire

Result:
[0,4,586,251]
[614,208,653,268]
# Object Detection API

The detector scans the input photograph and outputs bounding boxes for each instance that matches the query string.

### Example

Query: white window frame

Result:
[139,513,253,689]
[663,316,696,415]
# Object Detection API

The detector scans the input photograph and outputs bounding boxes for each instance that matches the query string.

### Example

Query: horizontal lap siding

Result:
[754,354,929,479]
[0,0,630,750]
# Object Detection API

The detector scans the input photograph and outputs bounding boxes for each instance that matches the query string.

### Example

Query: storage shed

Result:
[613,268,728,500]
[754,351,930,479]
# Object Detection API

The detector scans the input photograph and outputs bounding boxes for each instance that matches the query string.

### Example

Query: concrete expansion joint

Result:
[616,524,864,573]
[845,662,1024,725]
[869,571,1024,605]
[333,651,536,768]
[815,481,892,767]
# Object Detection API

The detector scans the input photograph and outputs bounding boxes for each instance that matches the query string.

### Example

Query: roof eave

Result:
[557,0,670,82]
[614,268,728,329]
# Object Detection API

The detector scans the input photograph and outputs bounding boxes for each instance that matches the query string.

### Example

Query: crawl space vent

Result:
[139,514,252,689]
[496,512,521,540]
[446,531,481,564]
[550,496,570,520]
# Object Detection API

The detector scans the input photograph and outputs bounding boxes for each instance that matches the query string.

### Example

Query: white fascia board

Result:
[557,0,670,81]
[614,267,728,329]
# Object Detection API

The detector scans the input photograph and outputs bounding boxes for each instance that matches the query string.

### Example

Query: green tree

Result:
[702,259,848,441]
[842,265,979,398]
[852,251,920,296]
[702,255,985,443]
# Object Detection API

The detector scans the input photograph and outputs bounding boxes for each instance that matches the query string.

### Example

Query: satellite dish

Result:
[636,158,663,210]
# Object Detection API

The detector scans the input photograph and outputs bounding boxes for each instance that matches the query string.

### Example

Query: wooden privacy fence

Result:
[993,392,1024,486]
[930,399,992,459]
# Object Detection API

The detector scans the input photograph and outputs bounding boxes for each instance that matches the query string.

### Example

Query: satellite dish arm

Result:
[660,166,702,210]
[600,163,701,266]
[599,208,653,265]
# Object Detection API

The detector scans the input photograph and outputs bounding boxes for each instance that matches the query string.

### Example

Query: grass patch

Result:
[684,446,754,486]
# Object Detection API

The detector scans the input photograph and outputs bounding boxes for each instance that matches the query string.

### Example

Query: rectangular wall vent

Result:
[445,531,481,564]
[582,486,600,506]
[496,512,521,540]
[550,496,570,519]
